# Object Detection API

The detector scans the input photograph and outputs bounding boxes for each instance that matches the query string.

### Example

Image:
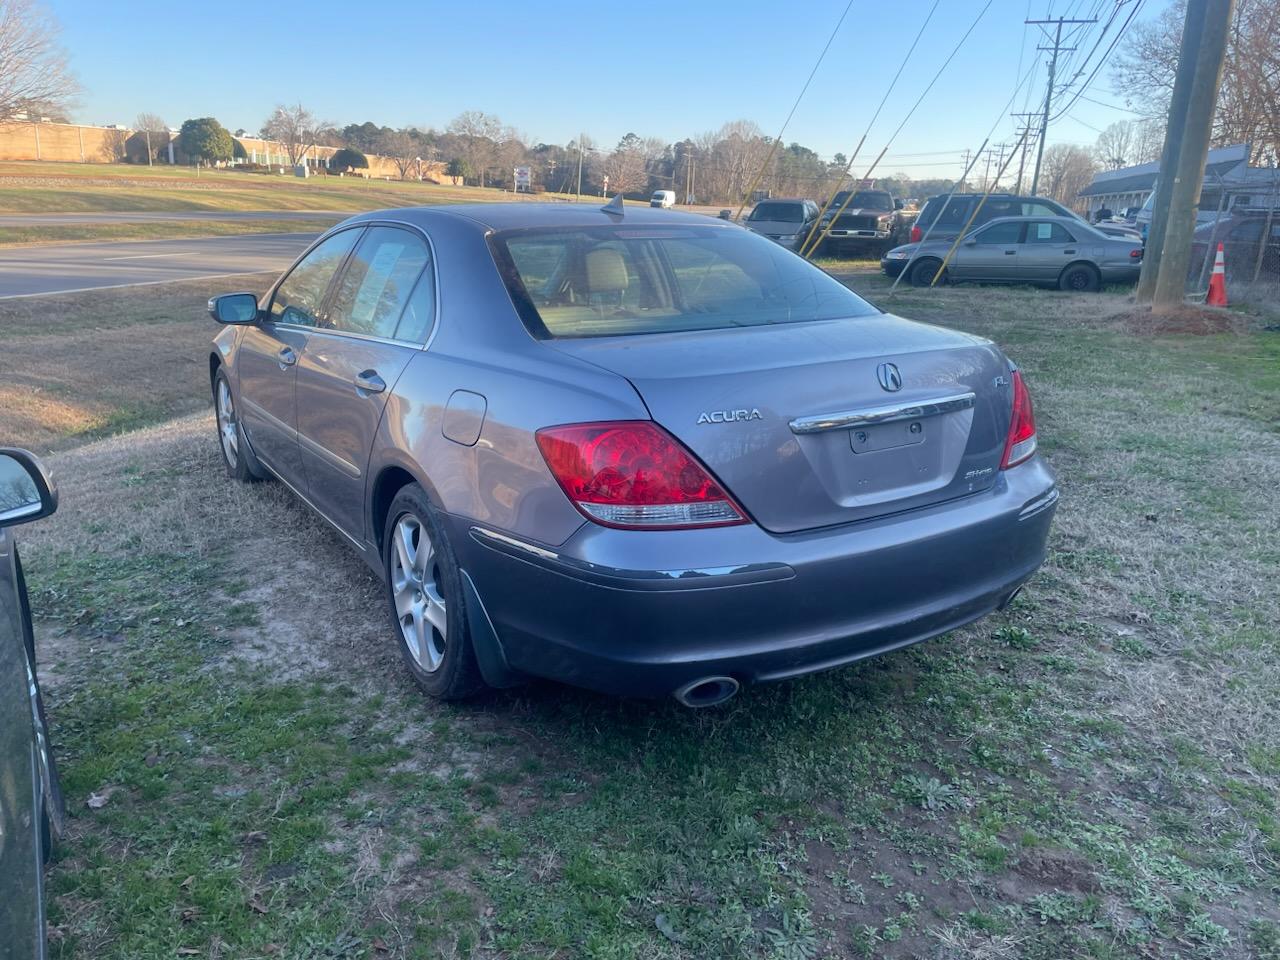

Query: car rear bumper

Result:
[450,457,1058,698]
[1101,263,1142,284]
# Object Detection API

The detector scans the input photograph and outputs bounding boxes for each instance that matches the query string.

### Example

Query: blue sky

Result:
[49,0,1168,178]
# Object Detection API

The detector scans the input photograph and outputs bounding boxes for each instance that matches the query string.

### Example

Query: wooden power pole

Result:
[1152,0,1235,309]
[1026,15,1096,196]
[1136,0,1209,302]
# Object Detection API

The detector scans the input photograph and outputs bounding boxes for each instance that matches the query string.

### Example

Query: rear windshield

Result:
[490,224,879,339]
[748,202,804,222]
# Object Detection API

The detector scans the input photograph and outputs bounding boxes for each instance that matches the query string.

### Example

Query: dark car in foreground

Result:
[743,198,820,250]
[208,201,1057,706]
[0,448,62,960]
[910,193,1142,246]
[883,215,1143,291]
[1190,213,1280,283]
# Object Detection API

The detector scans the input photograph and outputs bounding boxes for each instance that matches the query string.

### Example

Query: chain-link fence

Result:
[1187,169,1280,311]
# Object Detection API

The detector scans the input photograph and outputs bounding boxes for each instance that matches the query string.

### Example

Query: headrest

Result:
[585,248,628,294]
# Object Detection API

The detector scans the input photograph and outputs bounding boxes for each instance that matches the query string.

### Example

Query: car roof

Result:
[340,202,728,233]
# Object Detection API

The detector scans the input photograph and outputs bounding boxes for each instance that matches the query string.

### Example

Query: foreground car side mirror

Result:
[0,448,57,527]
[208,293,260,325]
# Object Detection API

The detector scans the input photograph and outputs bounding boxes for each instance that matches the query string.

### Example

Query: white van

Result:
[650,190,676,209]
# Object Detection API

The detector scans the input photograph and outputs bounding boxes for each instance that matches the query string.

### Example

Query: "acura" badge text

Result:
[697,408,763,424]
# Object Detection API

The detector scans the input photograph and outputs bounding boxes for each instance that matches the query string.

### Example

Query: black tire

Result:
[910,258,947,288]
[1059,262,1101,292]
[382,484,485,701]
[213,367,261,483]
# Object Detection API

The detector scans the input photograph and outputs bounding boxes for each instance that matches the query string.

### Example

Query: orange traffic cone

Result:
[1206,242,1228,307]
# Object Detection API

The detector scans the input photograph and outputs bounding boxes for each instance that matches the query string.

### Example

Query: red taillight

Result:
[535,421,747,529]
[910,224,922,243]
[1000,370,1037,469]
[1129,247,1143,259]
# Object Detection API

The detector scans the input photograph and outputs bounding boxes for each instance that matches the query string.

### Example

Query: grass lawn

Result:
[0,218,340,247]
[0,160,615,215]
[6,274,1279,958]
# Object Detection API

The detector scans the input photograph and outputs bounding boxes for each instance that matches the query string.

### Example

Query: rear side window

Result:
[270,229,361,326]
[491,224,878,339]
[324,226,430,339]
[1021,201,1064,217]
[917,196,972,230]
[1025,222,1074,244]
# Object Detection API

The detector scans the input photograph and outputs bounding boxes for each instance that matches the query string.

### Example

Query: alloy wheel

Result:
[217,379,239,468]
[390,514,447,672]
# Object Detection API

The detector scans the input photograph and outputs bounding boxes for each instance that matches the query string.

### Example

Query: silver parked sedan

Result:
[208,200,1057,706]
[883,215,1143,291]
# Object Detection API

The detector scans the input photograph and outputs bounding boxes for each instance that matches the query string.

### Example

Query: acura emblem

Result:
[876,362,903,392]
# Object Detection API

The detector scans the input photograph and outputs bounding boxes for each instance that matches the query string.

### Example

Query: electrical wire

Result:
[1050,0,1145,121]
[732,0,856,219]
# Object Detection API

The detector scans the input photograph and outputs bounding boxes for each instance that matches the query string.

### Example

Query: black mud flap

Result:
[460,569,525,689]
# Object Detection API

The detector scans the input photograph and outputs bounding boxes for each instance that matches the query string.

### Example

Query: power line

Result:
[1050,0,1146,122]
[733,0,856,217]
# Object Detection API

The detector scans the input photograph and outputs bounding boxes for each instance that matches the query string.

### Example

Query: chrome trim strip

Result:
[789,392,976,435]
[468,526,795,591]
[297,430,361,479]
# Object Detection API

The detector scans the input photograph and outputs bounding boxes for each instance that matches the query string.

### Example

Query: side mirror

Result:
[894,199,904,210]
[963,237,978,246]
[208,293,260,325]
[0,448,57,528]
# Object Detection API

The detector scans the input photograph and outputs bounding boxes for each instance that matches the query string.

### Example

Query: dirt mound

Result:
[1115,303,1247,335]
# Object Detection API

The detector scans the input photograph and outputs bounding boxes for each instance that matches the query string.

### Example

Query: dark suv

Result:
[817,189,907,256]
[909,193,1141,245]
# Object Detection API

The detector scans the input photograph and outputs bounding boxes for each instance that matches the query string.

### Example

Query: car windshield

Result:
[832,191,892,211]
[490,224,879,339]
[748,202,804,222]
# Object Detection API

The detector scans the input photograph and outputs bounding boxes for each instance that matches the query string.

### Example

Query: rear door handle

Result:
[1004,249,1017,255]
[277,346,297,369]
[1064,248,1077,254]
[354,370,386,395]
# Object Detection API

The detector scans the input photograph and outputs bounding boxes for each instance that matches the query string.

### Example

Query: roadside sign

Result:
[514,165,532,192]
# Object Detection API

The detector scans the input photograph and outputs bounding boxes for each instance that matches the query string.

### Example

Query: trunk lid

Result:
[548,315,1013,534]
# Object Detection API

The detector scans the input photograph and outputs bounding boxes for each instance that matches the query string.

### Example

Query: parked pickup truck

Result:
[816,189,909,257]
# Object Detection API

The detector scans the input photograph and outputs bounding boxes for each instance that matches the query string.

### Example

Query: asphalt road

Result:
[0,232,318,298]
[0,210,345,226]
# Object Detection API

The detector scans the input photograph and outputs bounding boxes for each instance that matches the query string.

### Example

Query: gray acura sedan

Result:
[208,200,1057,706]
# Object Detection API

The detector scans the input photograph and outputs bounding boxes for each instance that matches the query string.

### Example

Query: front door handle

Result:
[277,346,297,369]
[354,370,386,395]
[1064,248,1077,254]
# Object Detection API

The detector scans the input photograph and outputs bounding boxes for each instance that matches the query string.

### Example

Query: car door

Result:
[294,224,434,540]
[1020,220,1078,282]
[951,220,1024,281]
[236,228,362,485]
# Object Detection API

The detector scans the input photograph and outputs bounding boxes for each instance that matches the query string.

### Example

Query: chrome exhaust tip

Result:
[673,676,740,708]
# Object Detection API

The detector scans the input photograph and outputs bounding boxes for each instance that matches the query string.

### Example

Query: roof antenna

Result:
[601,192,625,216]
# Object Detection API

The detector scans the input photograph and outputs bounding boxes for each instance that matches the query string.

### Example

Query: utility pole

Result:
[1136,0,1208,302]
[1152,0,1235,308]
[1011,114,1039,194]
[1026,15,1095,196]
[961,150,971,191]
[575,134,584,200]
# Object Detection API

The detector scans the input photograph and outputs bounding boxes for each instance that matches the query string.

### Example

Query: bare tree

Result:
[134,111,166,166]
[377,129,422,181]
[602,133,649,194]
[1112,0,1279,164]
[260,102,329,167]
[1094,121,1138,170]
[0,0,75,121]
[1038,143,1098,207]
[446,110,503,187]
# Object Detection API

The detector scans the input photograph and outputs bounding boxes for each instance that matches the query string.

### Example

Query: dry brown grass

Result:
[0,273,276,452]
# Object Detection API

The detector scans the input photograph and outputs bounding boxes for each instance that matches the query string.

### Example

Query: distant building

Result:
[1078,143,1276,216]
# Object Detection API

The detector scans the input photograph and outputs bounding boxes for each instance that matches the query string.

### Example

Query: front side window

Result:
[975,221,1024,244]
[491,224,878,339]
[324,226,430,339]
[270,229,361,326]
[1025,222,1074,244]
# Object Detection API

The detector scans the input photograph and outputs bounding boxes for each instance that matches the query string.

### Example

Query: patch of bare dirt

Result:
[1115,302,1250,335]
